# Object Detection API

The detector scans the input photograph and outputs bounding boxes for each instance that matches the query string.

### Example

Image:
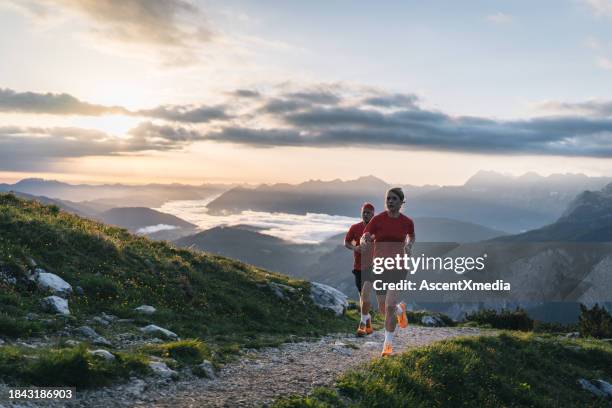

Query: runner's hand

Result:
[360,233,374,246]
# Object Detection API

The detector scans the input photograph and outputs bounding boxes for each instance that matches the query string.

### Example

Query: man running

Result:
[344,202,379,337]
[361,187,415,356]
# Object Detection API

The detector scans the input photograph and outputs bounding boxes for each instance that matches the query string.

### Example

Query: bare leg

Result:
[360,281,372,316]
[384,289,400,332]
[376,293,386,319]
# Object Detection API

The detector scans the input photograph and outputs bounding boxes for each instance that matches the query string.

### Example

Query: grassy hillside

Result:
[0,193,357,386]
[274,332,612,408]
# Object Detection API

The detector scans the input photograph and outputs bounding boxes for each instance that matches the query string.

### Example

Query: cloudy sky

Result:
[1,0,612,185]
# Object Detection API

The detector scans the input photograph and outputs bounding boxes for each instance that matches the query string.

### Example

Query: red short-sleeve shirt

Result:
[363,211,415,259]
[345,221,368,270]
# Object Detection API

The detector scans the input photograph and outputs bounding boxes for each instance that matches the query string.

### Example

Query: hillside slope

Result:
[0,193,355,349]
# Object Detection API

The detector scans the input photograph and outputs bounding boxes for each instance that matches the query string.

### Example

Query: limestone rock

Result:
[40,296,70,315]
[149,361,178,378]
[196,360,216,379]
[89,349,115,361]
[309,282,348,316]
[36,271,72,297]
[134,305,156,315]
[578,378,612,398]
[140,325,178,340]
[421,315,446,327]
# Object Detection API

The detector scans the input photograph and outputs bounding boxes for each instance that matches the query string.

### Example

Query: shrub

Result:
[141,339,211,365]
[78,274,120,301]
[0,314,42,338]
[533,321,578,334]
[465,307,534,331]
[0,345,149,388]
[578,303,612,339]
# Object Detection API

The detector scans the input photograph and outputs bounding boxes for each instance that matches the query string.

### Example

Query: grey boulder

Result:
[134,305,156,315]
[40,296,70,315]
[140,325,178,340]
[36,271,72,297]
[421,315,446,327]
[309,282,348,316]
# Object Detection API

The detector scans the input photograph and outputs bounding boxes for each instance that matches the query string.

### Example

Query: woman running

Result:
[360,187,415,356]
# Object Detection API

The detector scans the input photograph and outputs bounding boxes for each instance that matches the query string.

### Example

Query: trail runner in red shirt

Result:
[344,202,379,337]
[360,187,416,356]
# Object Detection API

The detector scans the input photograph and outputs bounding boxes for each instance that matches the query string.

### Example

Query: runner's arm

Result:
[344,240,361,252]
[344,227,361,252]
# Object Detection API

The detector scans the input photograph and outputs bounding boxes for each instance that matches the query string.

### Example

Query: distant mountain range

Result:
[205,171,612,233]
[205,175,438,217]
[0,178,232,208]
[496,182,612,242]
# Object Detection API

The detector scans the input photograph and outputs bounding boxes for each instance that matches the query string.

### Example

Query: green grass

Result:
[0,344,150,388]
[272,332,612,408]
[0,193,355,340]
[0,193,358,386]
[141,339,212,366]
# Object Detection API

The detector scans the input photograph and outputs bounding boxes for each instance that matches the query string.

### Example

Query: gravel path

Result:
[2,326,482,408]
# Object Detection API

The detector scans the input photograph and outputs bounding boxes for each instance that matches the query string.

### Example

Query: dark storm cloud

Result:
[0,88,129,115]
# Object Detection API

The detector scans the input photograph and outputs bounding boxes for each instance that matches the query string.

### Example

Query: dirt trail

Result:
[148,326,482,408]
[5,326,482,408]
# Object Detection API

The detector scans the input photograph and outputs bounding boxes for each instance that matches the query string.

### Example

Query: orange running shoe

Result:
[381,342,393,357]
[396,302,408,329]
[365,319,373,335]
[356,322,367,337]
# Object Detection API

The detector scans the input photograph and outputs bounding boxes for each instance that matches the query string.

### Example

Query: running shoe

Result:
[356,322,368,337]
[396,302,408,329]
[381,342,393,357]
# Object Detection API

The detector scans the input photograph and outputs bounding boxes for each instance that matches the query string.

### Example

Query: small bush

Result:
[465,307,534,331]
[142,339,211,365]
[578,303,612,339]
[533,321,578,334]
[0,345,149,388]
[0,314,42,338]
[79,274,120,301]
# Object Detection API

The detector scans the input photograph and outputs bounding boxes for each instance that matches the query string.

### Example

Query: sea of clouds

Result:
[156,198,359,244]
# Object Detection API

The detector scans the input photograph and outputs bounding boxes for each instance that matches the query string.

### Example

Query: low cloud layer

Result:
[0,88,128,115]
[0,88,229,123]
[3,85,612,173]
[538,99,612,116]
[0,123,207,171]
